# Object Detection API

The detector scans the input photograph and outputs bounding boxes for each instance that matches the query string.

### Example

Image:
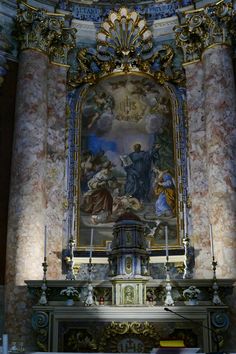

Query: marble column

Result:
[46,62,68,279]
[4,49,48,342]
[174,0,235,279]
[3,4,75,346]
[184,61,211,278]
[202,44,236,278]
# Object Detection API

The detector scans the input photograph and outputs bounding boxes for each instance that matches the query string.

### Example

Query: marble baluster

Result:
[203,44,236,278]
[46,62,68,279]
[184,60,210,278]
[4,49,48,343]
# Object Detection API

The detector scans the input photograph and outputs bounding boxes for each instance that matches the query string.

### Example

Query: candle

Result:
[183,202,187,236]
[71,206,75,237]
[44,226,47,259]
[209,223,214,257]
[67,216,70,241]
[2,334,8,354]
[89,228,94,259]
[165,225,169,260]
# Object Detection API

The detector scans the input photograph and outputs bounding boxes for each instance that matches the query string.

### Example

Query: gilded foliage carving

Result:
[174,0,235,63]
[16,2,76,65]
[98,321,160,352]
[49,28,77,65]
[68,8,184,86]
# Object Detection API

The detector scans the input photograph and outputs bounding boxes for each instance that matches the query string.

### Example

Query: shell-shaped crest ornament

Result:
[97,8,153,61]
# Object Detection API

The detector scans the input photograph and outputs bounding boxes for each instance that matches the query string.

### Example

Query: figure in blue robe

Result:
[155,169,176,217]
[122,144,152,202]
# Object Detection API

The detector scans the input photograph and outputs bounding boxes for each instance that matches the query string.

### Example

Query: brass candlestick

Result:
[39,257,48,305]
[183,235,193,279]
[85,257,95,306]
[212,256,222,305]
[66,237,76,280]
[164,260,174,307]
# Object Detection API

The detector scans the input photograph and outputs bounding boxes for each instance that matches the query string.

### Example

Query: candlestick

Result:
[39,257,48,305]
[183,236,193,279]
[164,261,174,306]
[164,226,174,306]
[165,226,169,261]
[211,257,222,305]
[183,202,187,236]
[65,238,76,280]
[85,283,95,306]
[89,228,94,259]
[209,224,214,257]
[44,225,47,259]
[86,229,95,307]
[2,334,8,354]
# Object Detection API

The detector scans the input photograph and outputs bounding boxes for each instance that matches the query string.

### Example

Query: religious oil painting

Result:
[78,74,178,251]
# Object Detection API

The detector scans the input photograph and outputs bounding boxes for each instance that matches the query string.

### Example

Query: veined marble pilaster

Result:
[184,61,210,278]
[175,0,236,279]
[46,63,68,279]
[5,49,48,343]
[203,44,236,278]
[4,4,76,344]
[6,49,48,284]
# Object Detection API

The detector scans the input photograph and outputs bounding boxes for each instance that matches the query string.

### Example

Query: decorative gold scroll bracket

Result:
[68,7,185,87]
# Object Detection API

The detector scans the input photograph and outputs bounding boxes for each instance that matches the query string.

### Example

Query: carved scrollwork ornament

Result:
[174,24,202,63]
[32,311,49,352]
[174,0,234,64]
[49,28,77,65]
[98,321,160,352]
[68,8,185,87]
[211,311,230,331]
[210,311,229,350]
[32,310,49,330]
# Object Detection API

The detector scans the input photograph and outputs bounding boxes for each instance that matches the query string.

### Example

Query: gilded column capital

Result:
[16,6,64,53]
[16,3,76,65]
[174,21,202,64]
[175,0,234,64]
[49,27,77,66]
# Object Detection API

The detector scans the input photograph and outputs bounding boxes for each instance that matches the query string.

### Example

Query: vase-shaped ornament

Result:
[186,299,198,306]
[183,286,200,306]
[66,298,74,306]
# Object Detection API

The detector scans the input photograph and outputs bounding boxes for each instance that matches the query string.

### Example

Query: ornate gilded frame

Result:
[66,7,187,255]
